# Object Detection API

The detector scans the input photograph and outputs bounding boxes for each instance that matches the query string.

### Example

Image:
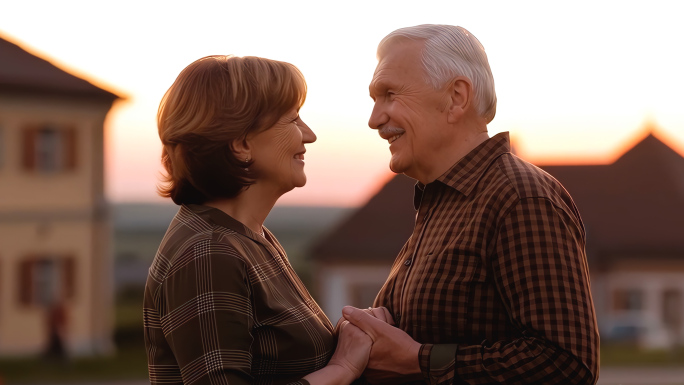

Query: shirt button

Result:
[404,259,412,266]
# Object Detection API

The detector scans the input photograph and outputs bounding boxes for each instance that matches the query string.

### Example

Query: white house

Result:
[0,35,121,356]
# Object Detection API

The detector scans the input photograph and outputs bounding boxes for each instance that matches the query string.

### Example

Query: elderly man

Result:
[342,25,599,384]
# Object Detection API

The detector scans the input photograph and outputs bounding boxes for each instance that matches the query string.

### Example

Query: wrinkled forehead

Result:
[371,38,426,83]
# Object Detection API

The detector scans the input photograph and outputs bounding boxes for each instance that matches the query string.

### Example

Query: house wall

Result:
[593,261,684,349]
[316,263,391,320]
[0,95,110,210]
[0,94,114,356]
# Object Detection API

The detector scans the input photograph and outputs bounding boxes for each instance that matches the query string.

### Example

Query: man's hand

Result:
[328,321,373,381]
[342,306,422,384]
[333,307,394,339]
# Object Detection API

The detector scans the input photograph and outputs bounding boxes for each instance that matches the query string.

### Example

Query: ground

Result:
[1,289,683,384]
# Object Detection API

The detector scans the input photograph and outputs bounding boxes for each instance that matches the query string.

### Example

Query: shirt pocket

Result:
[409,247,486,343]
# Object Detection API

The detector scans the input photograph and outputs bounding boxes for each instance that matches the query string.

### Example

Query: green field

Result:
[0,293,148,384]
[0,345,147,384]
[600,343,684,367]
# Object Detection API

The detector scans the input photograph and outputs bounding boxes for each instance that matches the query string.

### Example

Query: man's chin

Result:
[389,157,408,175]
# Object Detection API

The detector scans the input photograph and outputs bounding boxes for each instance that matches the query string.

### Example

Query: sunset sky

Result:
[2,0,683,206]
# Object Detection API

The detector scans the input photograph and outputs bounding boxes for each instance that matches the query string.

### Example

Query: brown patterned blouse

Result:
[374,133,599,385]
[144,204,334,385]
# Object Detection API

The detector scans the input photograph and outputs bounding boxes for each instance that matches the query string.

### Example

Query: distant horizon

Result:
[106,126,684,206]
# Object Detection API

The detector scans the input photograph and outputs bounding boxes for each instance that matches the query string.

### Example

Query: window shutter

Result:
[63,128,77,170]
[22,127,37,170]
[62,257,75,299]
[18,259,34,305]
[0,125,4,168]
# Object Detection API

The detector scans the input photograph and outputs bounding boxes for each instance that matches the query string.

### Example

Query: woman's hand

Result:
[304,308,384,384]
[328,320,373,381]
[333,307,394,339]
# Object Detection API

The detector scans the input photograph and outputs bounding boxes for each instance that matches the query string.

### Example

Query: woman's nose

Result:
[299,119,316,143]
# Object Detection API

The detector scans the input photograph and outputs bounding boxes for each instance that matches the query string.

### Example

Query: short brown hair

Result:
[157,55,307,204]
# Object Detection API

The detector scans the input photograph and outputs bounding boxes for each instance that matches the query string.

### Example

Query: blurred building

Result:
[310,174,414,319]
[545,132,684,349]
[311,132,684,349]
[0,35,120,356]
[113,203,178,294]
[111,203,351,295]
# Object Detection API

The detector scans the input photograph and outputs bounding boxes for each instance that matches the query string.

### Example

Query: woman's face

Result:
[248,107,317,194]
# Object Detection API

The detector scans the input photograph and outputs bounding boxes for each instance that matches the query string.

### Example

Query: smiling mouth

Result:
[388,134,403,144]
[294,153,305,161]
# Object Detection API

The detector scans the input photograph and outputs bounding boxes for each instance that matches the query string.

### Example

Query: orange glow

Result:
[525,123,684,166]
[2,1,684,207]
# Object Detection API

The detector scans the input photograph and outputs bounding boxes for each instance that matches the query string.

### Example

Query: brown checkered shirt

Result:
[144,204,334,385]
[373,133,599,384]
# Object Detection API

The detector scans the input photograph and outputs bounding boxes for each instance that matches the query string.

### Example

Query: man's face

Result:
[368,39,449,180]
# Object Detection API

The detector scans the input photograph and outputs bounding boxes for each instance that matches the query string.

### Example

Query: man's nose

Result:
[368,102,388,130]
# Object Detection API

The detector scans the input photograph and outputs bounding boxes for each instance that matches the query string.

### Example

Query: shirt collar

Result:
[436,132,511,197]
[184,203,270,245]
[412,132,511,209]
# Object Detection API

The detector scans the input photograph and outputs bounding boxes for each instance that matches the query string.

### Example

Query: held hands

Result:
[328,307,395,383]
[328,320,372,381]
[333,307,395,339]
[342,306,423,384]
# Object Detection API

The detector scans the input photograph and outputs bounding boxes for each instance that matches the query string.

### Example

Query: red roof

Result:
[311,133,684,264]
[0,35,119,100]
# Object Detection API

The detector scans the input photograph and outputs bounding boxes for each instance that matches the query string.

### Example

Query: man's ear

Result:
[230,137,252,162]
[446,77,473,124]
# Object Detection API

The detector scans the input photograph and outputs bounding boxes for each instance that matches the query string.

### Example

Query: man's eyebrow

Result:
[369,79,387,96]
[368,82,378,99]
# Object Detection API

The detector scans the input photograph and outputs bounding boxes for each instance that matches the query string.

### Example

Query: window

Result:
[22,125,77,173]
[613,289,644,311]
[663,289,682,329]
[18,256,75,306]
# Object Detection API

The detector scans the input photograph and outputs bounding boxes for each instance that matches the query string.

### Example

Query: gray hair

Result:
[378,24,497,123]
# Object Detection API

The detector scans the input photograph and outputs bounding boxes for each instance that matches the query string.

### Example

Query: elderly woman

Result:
[143,55,371,384]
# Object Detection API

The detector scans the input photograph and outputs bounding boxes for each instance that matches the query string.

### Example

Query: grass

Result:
[4,342,682,383]
[0,345,148,384]
[601,342,684,367]
[0,290,148,384]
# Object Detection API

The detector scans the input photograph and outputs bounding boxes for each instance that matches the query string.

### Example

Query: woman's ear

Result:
[230,137,252,162]
[446,77,473,124]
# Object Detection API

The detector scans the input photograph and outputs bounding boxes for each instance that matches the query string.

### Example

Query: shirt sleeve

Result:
[420,197,599,385]
[159,238,255,384]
